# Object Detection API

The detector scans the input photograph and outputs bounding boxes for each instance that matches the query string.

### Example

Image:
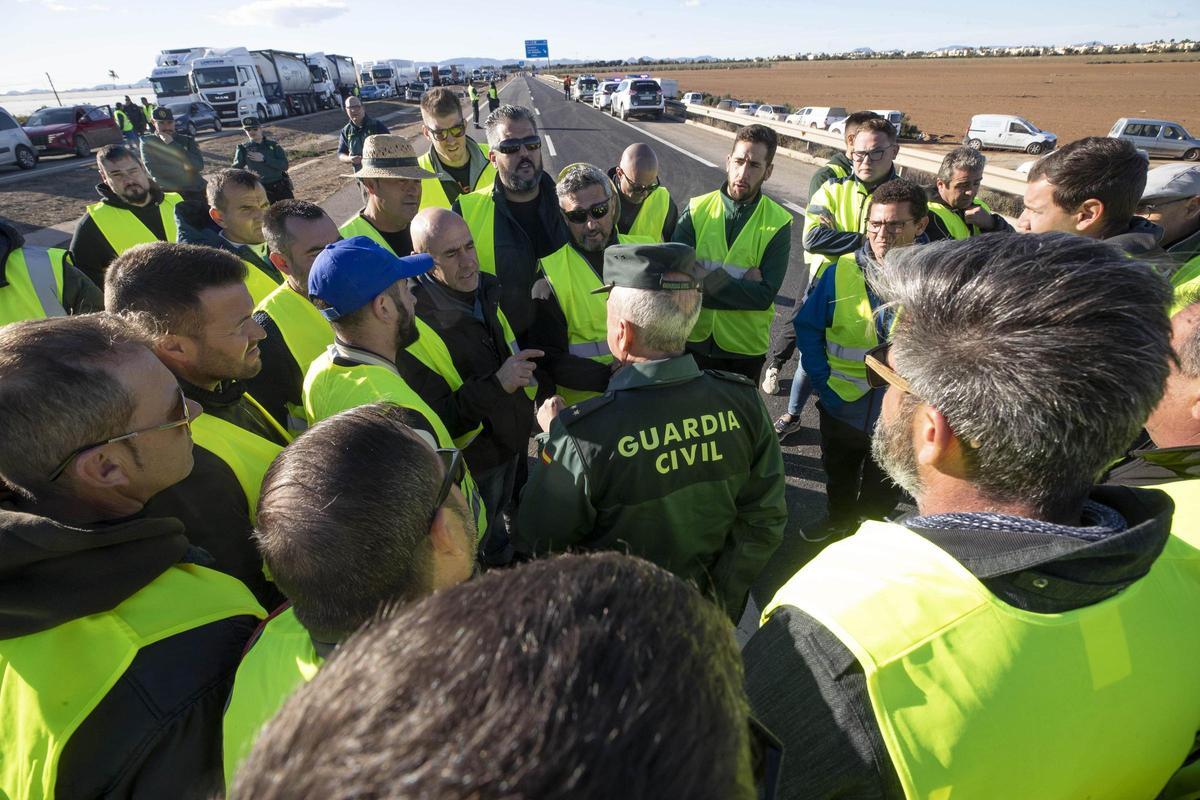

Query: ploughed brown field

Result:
[650,54,1200,145]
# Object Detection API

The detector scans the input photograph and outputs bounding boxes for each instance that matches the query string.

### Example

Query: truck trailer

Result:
[192,47,317,121]
[326,54,359,97]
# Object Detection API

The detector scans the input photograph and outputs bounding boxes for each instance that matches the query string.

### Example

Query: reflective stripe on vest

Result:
[254,284,334,433]
[928,198,995,240]
[85,192,182,255]
[458,187,498,275]
[221,606,322,790]
[0,565,263,800]
[302,346,488,540]
[626,186,671,241]
[338,214,396,255]
[687,190,791,356]
[803,175,870,279]
[406,317,486,448]
[802,162,848,279]
[417,143,497,211]
[763,520,1200,799]
[0,248,67,325]
[825,253,878,402]
[189,394,290,522]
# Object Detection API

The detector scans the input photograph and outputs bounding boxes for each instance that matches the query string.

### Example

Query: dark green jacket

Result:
[808,152,854,200]
[517,354,787,621]
[139,133,206,193]
[232,138,289,185]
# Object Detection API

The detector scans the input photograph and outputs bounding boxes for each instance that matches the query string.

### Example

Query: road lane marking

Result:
[604,114,718,168]
[534,107,540,115]
[544,134,557,156]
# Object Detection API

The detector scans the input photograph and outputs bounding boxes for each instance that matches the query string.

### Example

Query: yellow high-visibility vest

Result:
[457,186,498,274]
[417,142,496,210]
[0,247,67,325]
[85,192,183,255]
[625,186,671,242]
[927,198,996,240]
[189,393,291,522]
[824,252,878,402]
[254,283,334,434]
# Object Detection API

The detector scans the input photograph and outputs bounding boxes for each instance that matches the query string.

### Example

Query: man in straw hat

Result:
[338,135,436,257]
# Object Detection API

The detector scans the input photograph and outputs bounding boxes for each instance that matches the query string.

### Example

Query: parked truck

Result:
[369,63,399,94]
[327,54,359,97]
[150,47,209,106]
[305,52,338,109]
[192,47,317,121]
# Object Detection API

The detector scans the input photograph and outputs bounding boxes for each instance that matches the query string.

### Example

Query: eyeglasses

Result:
[493,136,542,155]
[866,219,915,235]
[864,342,915,394]
[619,170,659,195]
[561,200,611,224]
[850,148,890,163]
[48,387,193,481]
[1136,196,1189,215]
[426,122,466,141]
[430,447,466,522]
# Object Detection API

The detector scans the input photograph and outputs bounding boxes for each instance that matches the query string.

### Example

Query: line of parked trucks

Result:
[354,62,504,98]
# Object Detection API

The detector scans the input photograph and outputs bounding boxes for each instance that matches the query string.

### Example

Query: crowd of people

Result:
[1,75,1199,799]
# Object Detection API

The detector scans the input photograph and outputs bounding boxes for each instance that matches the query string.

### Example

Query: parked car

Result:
[755,104,788,121]
[405,82,427,102]
[828,109,904,137]
[573,76,599,103]
[1108,118,1200,161]
[0,106,37,170]
[592,81,620,110]
[785,106,848,130]
[715,98,741,112]
[360,83,389,100]
[963,114,1057,155]
[22,104,122,158]
[681,92,705,106]
[165,101,223,136]
[610,78,665,120]
[735,103,760,116]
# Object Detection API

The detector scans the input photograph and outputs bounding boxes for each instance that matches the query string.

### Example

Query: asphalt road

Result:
[326,76,841,640]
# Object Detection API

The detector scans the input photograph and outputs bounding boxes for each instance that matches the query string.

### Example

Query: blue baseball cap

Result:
[308,236,433,321]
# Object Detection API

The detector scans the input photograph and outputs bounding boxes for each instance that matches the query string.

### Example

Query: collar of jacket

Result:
[1104,216,1165,256]
[718,182,763,213]
[217,233,273,271]
[332,338,398,372]
[427,135,489,184]
[95,181,167,211]
[1166,224,1200,260]
[179,376,247,410]
[414,271,497,315]
[607,352,701,391]
[1132,443,1200,479]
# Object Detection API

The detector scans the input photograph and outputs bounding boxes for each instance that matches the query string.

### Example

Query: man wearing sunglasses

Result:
[106,242,291,609]
[417,87,496,211]
[747,233,1200,797]
[222,403,476,786]
[1140,164,1200,286]
[453,104,569,338]
[607,143,679,242]
[793,178,927,540]
[0,313,264,799]
[339,135,437,258]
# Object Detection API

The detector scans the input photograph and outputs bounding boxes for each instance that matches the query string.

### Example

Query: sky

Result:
[4,0,1197,91]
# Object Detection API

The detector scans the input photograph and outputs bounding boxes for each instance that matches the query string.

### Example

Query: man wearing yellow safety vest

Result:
[105,243,290,609]
[452,104,570,338]
[672,124,792,383]
[529,163,652,406]
[303,237,490,540]
[222,403,477,789]
[139,95,156,125]
[113,100,137,145]
[467,81,481,128]
[924,146,1012,242]
[0,313,264,799]
[795,178,927,539]
[2,219,102,325]
[1140,164,1200,287]
[418,87,496,210]
[745,232,1200,798]
[403,208,538,565]
[69,143,184,286]
[608,143,679,242]
[339,134,435,256]
[243,201,339,434]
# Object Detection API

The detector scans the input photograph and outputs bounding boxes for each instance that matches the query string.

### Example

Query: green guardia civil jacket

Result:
[516,353,787,622]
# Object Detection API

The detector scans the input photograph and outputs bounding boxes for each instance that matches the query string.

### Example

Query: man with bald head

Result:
[399,207,539,565]
[609,143,679,242]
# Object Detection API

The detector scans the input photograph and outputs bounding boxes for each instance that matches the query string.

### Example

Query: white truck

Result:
[326,54,359,97]
[305,52,338,109]
[192,47,317,122]
[150,47,209,106]
[369,63,400,95]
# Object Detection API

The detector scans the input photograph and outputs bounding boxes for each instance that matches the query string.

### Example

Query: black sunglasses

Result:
[430,447,466,521]
[493,135,542,155]
[562,201,611,224]
[619,170,659,194]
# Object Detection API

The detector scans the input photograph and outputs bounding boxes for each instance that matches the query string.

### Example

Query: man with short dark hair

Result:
[232,553,766,800]
[70,143,184,285]
[0,313,263,799]
[106,242,290,607]
[417,87,496,210]
[232,117,292,204]
[608,142,679,242]
[746,233,1200,797]
[3,218,101,325]
[673,124,793,383]
[221,403,476,786]
[925,146,1011,241]
[1020,136,1164,259]
[339,135,435,256]
[336,95,388,172]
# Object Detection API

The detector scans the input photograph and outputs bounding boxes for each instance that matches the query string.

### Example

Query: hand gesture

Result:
[496,349,543,394]
[537,395,567,433]
[963,205,997,231]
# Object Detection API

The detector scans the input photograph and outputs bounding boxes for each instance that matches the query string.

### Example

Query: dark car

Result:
[165,101,224,136]
[22,104,122,157]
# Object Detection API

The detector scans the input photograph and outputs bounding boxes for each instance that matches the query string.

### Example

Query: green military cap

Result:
[241,116,260,130]
[591,242,700,294]
[151,106,173,121]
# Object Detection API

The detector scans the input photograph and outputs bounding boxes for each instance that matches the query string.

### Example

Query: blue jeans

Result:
[787,364,813,416]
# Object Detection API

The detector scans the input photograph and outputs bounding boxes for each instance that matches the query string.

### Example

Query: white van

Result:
[828,109,904,137]
[964,114,1057,155]
[0,107,37,171]
[681,92,705,106]
[785,106,848,130]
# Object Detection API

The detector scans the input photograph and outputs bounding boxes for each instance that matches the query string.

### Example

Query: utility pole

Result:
[45,72,62,106]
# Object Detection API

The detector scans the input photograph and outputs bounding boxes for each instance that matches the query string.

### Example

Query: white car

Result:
[964,114,1057,155]
[0,107,37,170]
[610,78,665,120]
[735,102,760,116]
[755,105,788,122]
[592,81,620,110]
[786,106,848,130]
[828,109,904,137]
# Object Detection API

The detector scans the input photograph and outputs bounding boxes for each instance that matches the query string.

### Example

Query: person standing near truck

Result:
[337,96,389,172]
[488,81,499,113]
[468,83,481,128]
[233,118,293,204]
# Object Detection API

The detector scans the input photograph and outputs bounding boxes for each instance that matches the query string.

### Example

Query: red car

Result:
[22,104,123,158]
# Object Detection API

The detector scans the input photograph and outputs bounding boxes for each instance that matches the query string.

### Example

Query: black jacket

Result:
[243,305,305,432]
[451,171,570,337]
[922,184,1015,242]
[69,183,176,287]
[139,132,206,194]
[2,221,102,314]
[1105,216,1172,268]
[0,495,259,798]
[398,272,534,473]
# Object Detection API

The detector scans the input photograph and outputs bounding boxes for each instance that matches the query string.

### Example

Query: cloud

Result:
[220,0,348,27]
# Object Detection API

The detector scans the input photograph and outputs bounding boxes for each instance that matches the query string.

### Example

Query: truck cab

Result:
[150,47,209,106]
[306,52,338,109]
[193,47,317,121]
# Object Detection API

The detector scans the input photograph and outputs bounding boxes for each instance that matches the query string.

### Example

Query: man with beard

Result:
[794,178,927,540]
[672,124,792,383]
[744,233,1200,798]
[105,243,290,609]
[339,135,435,256]
[924,146,1011,241]
[608,143,679,242]
[454,104,570,337]
[70,144,184,286]
[417,87,496,210]
[303,236,490,541]
[527,163,652,406]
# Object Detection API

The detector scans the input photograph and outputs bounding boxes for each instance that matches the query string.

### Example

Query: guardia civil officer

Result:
[517,242,787,623]
[233,117,293,204]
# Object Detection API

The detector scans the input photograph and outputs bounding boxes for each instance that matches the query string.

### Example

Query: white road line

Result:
[604,113,718,168]
[534,107,540,115]
[781,200,807,216]
[544,134,557,157]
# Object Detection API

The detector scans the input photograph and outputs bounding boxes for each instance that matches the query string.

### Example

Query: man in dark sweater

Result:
[337,95,389,173]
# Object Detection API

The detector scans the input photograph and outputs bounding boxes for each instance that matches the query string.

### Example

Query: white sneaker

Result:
[761,365,780,395]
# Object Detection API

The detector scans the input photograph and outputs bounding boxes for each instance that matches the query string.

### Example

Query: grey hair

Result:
[937,146,987,183]
[484,104,537,146]
[556,164,612,202]
[1174,285,1200,378]
[608,285,701,355]
[871,232,1172,520]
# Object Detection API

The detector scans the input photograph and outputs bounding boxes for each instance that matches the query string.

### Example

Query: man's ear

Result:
[429,505,468,559]
[1075,198,1105,233]
[914,404,966,477]
[70,446,132,491]
[764,161,774,183]
[209,206,225,228]
[154,334,192,373]
[268,251,294,278]
[914,214,930,237]
[1188,378,1200,423]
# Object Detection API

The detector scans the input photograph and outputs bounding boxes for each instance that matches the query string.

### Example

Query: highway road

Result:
[324,75,840,639]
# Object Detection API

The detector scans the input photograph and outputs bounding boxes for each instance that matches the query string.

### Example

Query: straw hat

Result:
[344,135,436,180]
